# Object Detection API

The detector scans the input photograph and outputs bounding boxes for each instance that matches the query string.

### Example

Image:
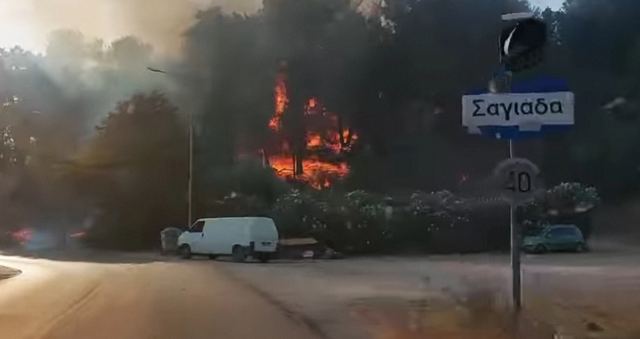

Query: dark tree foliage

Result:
[71,92,188,249]
[537,0,640,198]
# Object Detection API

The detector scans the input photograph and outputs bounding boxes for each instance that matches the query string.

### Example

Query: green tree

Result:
[71,92,188,249]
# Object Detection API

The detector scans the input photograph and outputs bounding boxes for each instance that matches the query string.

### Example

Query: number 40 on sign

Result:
[493,158,540,205]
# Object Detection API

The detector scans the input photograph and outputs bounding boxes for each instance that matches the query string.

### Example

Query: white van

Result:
[177,217,279,262]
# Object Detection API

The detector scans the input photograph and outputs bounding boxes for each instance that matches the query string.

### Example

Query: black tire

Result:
[232,245,246,263]
[179,245,192,259]
[576,243,588,253]
[534,244,548,254]
[258,253,270,263]
[208,254,218,260]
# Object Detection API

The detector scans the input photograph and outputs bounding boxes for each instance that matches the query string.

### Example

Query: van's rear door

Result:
[250,218,278,252]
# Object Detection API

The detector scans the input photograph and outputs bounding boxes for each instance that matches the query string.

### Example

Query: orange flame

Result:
[306,133,324,148]
[269,73,288,131]
[308,98,317,109]
[306,129,358,154]
[268,154,349,189]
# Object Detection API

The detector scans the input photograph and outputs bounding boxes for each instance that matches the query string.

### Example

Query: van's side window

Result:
[189,221,205,233]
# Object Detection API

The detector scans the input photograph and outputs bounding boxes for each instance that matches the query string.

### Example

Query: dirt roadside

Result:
[219,249,640,339]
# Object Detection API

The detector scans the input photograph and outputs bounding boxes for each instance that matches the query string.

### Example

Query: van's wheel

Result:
[179,245,192,259]
[258,253,270,263]
[534,244,548,254]
[232,245,246,263]
[576,243,588,253]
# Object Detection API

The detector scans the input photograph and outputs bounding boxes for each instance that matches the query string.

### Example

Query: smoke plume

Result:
[0,0,262,58]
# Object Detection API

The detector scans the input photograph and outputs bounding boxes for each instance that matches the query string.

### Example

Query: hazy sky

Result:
[0,0,563,58]
[530,0,564,10]
[0,0,262,57]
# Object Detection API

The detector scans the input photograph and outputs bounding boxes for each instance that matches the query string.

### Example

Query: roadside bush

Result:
[271,188,478,254]
[204,160,289,205]
[462,201,509,252]
[337,190,389,253]
[209,192,271,217]
[271,189,322,238]
[83,180,596,254]
[523,182,601,239]
[271,189,390,253]
[544,182,600,215]
[391,190,475,252]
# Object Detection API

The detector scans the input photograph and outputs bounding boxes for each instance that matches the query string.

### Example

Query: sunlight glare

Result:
[0,3,44,53]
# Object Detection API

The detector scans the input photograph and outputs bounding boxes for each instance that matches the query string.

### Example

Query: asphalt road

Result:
[2,245,639,339]
[0,254,321,339]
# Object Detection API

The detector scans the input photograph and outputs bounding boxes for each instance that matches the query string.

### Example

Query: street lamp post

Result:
[187,111,193,228]
[147,67,194,228]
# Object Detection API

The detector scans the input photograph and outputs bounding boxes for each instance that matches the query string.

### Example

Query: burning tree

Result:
[258,0,370,189]
[265,66,358,189]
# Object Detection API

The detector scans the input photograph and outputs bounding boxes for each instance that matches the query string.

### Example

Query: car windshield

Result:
[1,1,638,339]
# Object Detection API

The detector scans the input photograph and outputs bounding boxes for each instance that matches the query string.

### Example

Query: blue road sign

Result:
[463,76,574,140]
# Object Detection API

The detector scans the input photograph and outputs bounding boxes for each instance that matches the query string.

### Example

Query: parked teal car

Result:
[523,224,588,253]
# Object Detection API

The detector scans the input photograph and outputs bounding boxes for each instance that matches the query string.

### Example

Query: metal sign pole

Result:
[501,37,522,310]
[188,112,194,228]
[460,10,568,313]
[509,139,522,310]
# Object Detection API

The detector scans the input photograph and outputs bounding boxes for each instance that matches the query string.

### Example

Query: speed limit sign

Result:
[493,158,540,204]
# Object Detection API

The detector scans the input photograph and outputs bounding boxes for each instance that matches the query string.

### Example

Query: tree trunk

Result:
[294,147,304,176]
